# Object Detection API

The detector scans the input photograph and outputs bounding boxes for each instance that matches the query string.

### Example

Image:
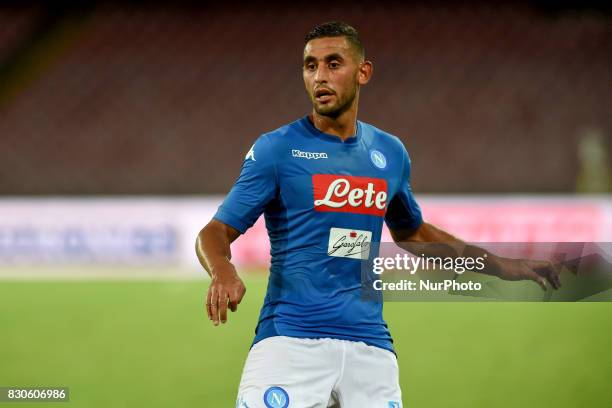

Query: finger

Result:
[228,291,238,312]
[553,264,563,289]
[536,276,547,291]
[542,262,562,290]
[547,267,561,290]
[529,260,559,290]
[210,288,219,325]
[229,286,246,312]
[528,271,547,291]
[218,292,229,324]
[539,264,558,290]
[237,286,246,304]
[205,289,213,320]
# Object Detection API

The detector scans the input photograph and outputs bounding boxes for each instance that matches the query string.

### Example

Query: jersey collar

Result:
[301,115,361,144]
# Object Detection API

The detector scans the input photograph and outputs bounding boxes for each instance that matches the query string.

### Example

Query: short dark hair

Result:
[304,21,364,59]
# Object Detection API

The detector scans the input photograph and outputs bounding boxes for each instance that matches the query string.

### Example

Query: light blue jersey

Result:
[214,116,422,352]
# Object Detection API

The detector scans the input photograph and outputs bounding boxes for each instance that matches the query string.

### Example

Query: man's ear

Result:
[358,60,373,85]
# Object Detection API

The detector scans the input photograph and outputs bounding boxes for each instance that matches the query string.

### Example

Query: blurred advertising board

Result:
[0,196,610,276]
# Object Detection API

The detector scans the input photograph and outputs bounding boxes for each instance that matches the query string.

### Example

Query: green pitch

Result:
[1,274,611,408]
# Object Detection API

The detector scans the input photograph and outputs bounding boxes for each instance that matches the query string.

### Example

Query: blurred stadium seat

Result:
[0,2,609,195]
[0,7,39,58]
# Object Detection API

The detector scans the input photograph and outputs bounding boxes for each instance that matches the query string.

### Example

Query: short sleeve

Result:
[213,134,278,234]
[384,144,423,232]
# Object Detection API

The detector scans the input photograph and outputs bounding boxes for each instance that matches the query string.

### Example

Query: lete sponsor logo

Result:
[313,174,388,216]
[327,227,372,259]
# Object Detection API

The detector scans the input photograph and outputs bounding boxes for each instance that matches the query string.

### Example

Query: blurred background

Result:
[1,1,611,407]
[0,1,610,194]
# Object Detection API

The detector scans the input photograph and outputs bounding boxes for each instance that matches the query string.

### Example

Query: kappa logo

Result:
[235,396,250,408]
[263,387,289,408]
[292,149,328,160]
[313,174,388,216]
[245,145,256,161]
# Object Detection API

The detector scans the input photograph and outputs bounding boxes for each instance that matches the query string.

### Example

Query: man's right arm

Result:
[196,219,246,326]
[198,134,277,325]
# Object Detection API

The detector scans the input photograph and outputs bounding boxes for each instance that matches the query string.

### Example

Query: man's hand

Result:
[206,260,246,326]
[390,222,564,291]
[492,256,562,291]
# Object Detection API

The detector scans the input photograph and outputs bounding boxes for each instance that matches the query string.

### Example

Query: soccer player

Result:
[195,22,561,408]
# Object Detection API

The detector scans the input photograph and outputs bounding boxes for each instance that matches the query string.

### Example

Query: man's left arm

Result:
[389,222,562,290]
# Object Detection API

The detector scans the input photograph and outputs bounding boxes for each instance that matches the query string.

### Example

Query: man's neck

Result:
[309,109,358,141]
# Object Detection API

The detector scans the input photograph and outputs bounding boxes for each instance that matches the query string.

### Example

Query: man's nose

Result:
[314,66,329,83]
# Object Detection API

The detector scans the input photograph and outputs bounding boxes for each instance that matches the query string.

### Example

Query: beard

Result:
[312,85,358,119]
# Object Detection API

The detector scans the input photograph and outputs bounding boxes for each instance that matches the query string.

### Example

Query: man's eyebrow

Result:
[324,53,344,62]
[303,53,345,64]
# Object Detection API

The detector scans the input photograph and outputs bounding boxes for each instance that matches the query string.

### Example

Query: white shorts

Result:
[236,336,402,408]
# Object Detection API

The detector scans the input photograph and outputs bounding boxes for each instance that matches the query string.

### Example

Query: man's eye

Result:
[329,62,340,69]
[306,64,316,71]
